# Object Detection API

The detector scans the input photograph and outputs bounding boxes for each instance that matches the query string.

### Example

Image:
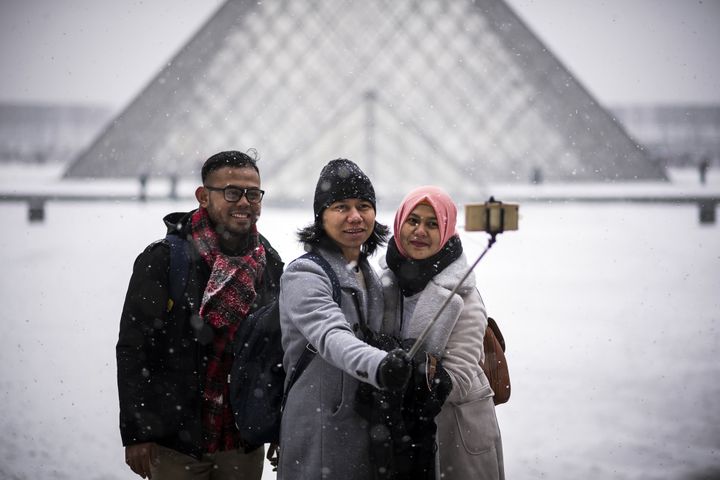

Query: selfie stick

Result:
[406,197,511,359]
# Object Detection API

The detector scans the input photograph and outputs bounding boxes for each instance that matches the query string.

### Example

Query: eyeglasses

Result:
[204,185,265,204]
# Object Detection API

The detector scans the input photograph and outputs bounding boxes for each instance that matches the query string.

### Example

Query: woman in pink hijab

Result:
[380,185,505,479]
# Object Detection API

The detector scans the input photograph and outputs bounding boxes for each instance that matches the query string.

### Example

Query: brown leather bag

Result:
[481,317,511,405]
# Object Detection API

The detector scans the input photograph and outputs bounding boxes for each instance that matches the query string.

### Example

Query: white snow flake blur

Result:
[0,165,719,479]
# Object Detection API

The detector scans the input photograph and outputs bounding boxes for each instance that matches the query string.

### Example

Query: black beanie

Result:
[313,159,376,220]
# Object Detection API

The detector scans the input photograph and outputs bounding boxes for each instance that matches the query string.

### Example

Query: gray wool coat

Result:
[278,246,392,480]
[380,253,505,480]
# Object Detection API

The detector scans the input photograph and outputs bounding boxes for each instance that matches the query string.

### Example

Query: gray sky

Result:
[0,0,718,109]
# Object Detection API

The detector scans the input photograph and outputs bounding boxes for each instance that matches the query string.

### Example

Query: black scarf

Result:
[385,235,463,297]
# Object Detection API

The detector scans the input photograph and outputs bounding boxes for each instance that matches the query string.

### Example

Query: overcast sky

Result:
[0,0,718,109]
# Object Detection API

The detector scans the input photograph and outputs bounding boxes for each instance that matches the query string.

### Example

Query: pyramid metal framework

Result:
[66,0,666,204]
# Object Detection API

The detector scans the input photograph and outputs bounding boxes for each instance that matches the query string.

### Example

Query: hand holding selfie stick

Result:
[407,197,518,358]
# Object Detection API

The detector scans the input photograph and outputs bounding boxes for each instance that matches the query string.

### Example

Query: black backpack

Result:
[229,251,341,445]
[164,235,342,446]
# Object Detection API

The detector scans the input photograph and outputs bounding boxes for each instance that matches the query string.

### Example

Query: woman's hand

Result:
[377,348,412,391]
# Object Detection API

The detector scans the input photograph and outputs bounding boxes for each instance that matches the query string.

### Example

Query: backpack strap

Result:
[299,251,342,306]
[281,251,342,411]
[165,233,190,312]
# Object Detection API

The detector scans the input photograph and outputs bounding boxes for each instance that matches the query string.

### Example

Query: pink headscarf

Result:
[393,185,458,257]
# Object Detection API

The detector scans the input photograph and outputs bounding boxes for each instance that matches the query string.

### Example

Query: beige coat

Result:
[380,253,504,479]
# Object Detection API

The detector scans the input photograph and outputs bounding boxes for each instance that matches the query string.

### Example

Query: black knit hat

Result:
[313,159,376,220]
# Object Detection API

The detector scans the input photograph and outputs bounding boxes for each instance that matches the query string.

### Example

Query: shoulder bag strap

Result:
[281,252,343,410]
[165,233,190,312]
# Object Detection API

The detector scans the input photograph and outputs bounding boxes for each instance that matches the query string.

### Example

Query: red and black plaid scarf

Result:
[190,207,266,453]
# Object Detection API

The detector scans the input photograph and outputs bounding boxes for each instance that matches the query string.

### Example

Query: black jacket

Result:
[116,210,284,458]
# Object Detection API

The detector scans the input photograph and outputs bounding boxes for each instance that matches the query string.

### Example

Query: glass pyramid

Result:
[66,0,667,204]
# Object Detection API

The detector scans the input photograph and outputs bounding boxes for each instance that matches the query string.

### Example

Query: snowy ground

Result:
[0,166,719,479]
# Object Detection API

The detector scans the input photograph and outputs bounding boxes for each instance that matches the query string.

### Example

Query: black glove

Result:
[408,354,453,412]
[415,359,453,419]
[377,348,412,391]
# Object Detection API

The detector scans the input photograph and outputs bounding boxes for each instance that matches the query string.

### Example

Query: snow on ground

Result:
[0,165,719,479]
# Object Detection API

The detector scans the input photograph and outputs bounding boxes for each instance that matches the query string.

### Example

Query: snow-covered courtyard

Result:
[1,166,718,479]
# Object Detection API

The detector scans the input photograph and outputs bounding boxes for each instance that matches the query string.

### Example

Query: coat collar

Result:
[381,254,475,354]
[429,253,475,293]
[314,246,385,333]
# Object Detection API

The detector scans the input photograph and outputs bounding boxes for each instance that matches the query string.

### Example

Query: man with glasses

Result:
[117,150,284,479]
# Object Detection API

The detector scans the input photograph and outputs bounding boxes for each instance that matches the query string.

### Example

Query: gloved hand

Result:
[415,358,453,418]
[400,339,452,399]
[377,348,412,391]
[404,352,453,427]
